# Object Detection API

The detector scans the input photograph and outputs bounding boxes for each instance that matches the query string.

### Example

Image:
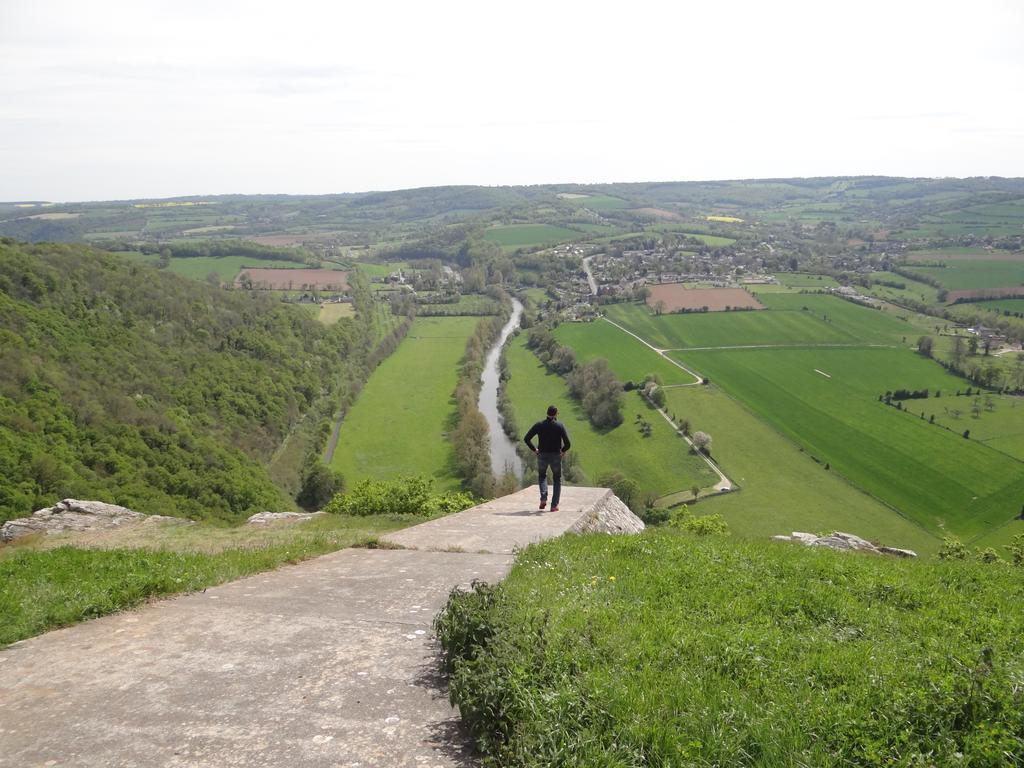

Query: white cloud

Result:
[1,0,1022,200]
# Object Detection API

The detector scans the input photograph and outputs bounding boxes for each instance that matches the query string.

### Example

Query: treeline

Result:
[126,239,309,263]
[526,327,624,429]
[0,240,357,524]
[449,295,518,497]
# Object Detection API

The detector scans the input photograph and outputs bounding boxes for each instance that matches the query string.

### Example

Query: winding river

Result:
[479,298,524,479]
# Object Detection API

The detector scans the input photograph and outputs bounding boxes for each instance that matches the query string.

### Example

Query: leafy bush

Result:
[323,476,475,517]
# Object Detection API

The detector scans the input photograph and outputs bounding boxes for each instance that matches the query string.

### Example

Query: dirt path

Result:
[0,487,629,768]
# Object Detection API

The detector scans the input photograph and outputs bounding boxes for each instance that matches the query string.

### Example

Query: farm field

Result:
[237,267,349,291]
[676,231,735,247]
[901,259,1024,292]
[929,392,1024,461]
[662,385,937,551]
[117,253,302,281]
[646,284,763,312]
[483,224,581,250]
[897,199,1024,238]
[565,194,629,210]
[967,297,1024,314]
[417,294,502,315]
[318,302,355,324]
[329,317,480,490]
[774,273,840,289]
[505,336,716,497]
[754,293,920,344]
[603,296,908,350]
[864,271,941,305]
[553,321,695,385]
[677,346,1024,540]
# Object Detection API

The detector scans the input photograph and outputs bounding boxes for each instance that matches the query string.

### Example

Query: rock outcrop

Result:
[0,499,191,543]
[772,530,917,558]
[568,491,645,535]
[245,511,326,525]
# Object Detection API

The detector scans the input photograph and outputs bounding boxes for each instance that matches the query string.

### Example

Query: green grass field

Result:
[663,385,938,552]
[774,273,840,288]
[505,335,716,496]
[903,259,1024,292]
[329,317,480,489]
[864,271,942,305]
[603,296,913,350]
[967,298,1024,314]
[483,224,581,250]
[318,302,355,324]
[437,533,1024,766]
[566,195,629,211]
[553,321,696,384]
[677,347,1024,540]
[929,392,1024,461]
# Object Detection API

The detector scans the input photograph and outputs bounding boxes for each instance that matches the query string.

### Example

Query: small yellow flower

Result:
[608,576,616,582]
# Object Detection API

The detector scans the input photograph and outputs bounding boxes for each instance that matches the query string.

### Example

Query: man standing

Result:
[524,405,571,511]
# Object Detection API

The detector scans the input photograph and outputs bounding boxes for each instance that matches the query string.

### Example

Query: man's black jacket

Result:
[524,418,571,453]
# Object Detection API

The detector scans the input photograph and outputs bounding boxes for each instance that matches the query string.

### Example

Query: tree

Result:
[692,431,712,454]
[916,336,934,358]
[297,462,344,510]
[654,300,667,316]
[690,485,699,500]
[952,336,966,368]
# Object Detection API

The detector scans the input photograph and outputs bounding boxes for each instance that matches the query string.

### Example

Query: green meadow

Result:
[663,385,938,552]
[566,194,629,210]
[602,299,868,350]
[329,317,481,489]
[505,335,716,496]
[903,259,1024,291]
[773,272,840,288]
[676,347,1024,540]
[968,298,1024,313]
[553,321,696,384]
[117,253,302,281]
[483,224,581,250]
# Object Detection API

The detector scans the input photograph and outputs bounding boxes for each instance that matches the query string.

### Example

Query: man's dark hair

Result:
[546,405,558,417]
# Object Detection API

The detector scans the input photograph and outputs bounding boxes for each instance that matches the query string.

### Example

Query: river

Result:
[479,298,524,479]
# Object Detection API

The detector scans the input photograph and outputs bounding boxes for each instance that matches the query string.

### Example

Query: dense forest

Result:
[0,240,355,524]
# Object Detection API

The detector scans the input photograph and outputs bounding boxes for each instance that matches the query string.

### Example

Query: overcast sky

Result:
[2,0,1023,201]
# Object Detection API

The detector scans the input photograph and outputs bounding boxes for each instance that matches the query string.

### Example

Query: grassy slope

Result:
[0,514,414,647]
[439,532,1024,767]
[505,335,716,496]
[664,385,938,553]
[678,347,1024,540]
[329,317,479,490]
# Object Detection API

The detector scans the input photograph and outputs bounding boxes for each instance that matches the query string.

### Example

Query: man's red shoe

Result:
[550,505,559,512]
[539,500,546,510]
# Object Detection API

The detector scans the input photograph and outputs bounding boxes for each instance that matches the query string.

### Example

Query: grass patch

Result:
[329,317,479,489]
[483,224,581,250]
[553,321,695,384]
[0,514,414,646]
[505,335,716,496]
[437,532,1024,766]
[318,302,355,324]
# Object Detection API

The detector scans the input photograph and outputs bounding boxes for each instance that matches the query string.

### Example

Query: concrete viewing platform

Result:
[0,487,641,768]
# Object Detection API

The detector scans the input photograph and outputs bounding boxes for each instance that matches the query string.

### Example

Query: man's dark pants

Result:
[537,451,562,506]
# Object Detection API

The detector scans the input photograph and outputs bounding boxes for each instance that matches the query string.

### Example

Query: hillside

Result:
[0,239,355,524]
[437,530,1024,767]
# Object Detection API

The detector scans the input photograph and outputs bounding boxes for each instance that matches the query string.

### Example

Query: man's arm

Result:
[524,423,538,452]
[560,424,571,453]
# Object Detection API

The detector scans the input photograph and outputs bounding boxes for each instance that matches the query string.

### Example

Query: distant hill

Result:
[0,239,352,524]
[3,176,1024,246]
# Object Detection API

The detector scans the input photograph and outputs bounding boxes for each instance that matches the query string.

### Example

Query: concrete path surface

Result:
[0,486,632,768]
